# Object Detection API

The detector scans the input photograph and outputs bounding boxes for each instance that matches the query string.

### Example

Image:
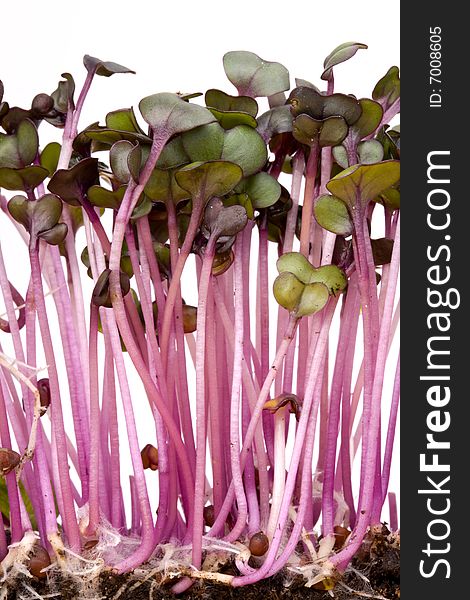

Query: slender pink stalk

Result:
[87,304,100,534]
[191,236,216,565]
[232,299,337,587]
[224,237,249,543]
[330,216,400,570]
[29,243,81,551]
[208,315,298,537]
[322,285,361,535]
[382,354,400,501]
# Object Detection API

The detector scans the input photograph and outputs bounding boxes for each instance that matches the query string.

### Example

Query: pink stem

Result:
[191,236,216,567]
[381,354,400,501]
[29,243,81,550]
[330,216,400,570]
[232,299,337,587]
[87,305,100,534]
[224,236,249,543]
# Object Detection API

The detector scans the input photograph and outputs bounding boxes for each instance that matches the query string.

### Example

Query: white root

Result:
[336,581,388,600]
[0,530,38,581]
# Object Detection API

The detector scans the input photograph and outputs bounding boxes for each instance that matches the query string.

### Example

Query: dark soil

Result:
[4,526,399,599]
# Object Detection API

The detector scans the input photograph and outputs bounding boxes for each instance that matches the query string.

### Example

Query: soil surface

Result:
[3,526,399,599]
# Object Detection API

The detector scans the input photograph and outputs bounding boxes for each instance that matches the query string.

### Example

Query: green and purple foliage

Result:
[0,45,400,592]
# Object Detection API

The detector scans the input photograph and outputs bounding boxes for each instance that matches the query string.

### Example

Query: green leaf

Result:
[235,172,281,209]
[0,132,21,169]
[277,252,315,284]
[175,160,243,203]
[106,107,145,134]
[84,126,151,146]
[40,142,61,176]
[8,193,64,240]
[209,108,257,130]
[326,160,400,210]
[139,92,216,138]
[38,222,68,245]
[277,251,347,295]
[318,116,349,147]
[145,168,191,205]
[332,145,349,169]
[375,186,400,210]
[17,119,39,165]
[48,157,99,206]
[127,144,142,182]
[223,51,290,98]
[182,123,267,177]
[0,119,38,169]
[350,99,383,139]
[373,66,400,109]
[306,265,347,296]
[131,195,153,221]
[87,185,126,210]
[92,269,130,308]
[256,106,293,143]
[268,91,286,108]
[203,198,248,238]
[1,108,34,136]
[357,139,384,164]
[0,166,48,191]
[205,89,258,117]
[155,136,189,169]
[273,271,304,311]
[30,194,63,237]
[289,88,361,125]
[110,140,141,183]
[322,42,368,81]
[293,114,348,148]
[179,92,203,101]
[181,122,224,163]
[224,193,254,220]
[322,95,362,125]
[292,114,322,147]
[314,194,353,236]
[7,195,30,230]
[221,126,267,176]
[49,73,75,115]
[83,55,135,77]
[295,78,320,92]
[295,282,329,316]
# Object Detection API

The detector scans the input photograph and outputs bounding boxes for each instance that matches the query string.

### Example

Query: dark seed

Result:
[182,305,197,333]
[141,444,158,471]
[249,531,269,556]
[84,539,99,550]
[37,378,51,413]
[0,448,20,476]
[203,505,215,528]
[333,525,351,549]
[27,544,51,579]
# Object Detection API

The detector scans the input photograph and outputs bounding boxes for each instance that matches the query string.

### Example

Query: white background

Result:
[1,0,400,524]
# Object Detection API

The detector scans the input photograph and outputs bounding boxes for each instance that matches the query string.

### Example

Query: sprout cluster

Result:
[0,46,400,592]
